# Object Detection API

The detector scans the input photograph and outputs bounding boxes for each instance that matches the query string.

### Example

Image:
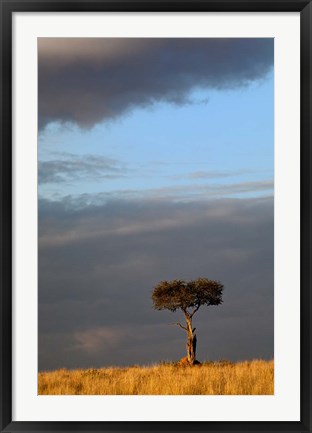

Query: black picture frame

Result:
[1,1,311,432]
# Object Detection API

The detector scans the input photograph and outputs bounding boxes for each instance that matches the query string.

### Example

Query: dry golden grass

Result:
[38,359,273,395]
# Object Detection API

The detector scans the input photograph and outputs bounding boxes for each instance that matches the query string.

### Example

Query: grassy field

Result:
[38,359,274,395]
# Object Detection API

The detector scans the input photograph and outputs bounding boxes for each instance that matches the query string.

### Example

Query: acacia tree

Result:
[152,278,223,365]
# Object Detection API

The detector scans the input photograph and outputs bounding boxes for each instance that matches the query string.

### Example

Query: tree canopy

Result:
[152,277,223,314]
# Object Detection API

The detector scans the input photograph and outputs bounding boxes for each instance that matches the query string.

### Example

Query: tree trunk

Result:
[185,316,197,365]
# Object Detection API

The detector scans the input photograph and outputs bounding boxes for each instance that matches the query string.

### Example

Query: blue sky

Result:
[38,69,273,202]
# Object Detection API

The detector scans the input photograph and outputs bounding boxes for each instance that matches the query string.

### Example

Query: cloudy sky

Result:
[38,38,274,371]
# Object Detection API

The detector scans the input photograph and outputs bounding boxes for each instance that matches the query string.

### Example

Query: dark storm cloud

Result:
[39,195,273,370]
[39,154,125,184]
[38,38,273,129]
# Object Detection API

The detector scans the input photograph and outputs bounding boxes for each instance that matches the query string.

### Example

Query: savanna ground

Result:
[38,359,273,395]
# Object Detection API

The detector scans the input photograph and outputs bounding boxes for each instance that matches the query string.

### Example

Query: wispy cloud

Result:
[73,327,125,352]
[38,184,273,250]
[39,154,125,184]
[172,168,271,180]
[121,179,274,202]
[39,178,273,209]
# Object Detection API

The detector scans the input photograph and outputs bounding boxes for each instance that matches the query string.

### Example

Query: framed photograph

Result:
[1,1,311,432]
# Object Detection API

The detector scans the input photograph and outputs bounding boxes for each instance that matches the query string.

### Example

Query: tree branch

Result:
[182,307,191,319]
[190,304,200,318]
[170,322,188,331]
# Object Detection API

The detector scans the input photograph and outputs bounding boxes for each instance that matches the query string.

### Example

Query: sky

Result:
[38,38,274,371]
